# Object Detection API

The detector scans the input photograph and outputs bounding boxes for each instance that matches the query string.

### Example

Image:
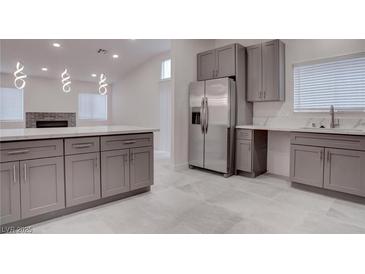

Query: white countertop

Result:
[236,125,365,136]
[0,125,159,141]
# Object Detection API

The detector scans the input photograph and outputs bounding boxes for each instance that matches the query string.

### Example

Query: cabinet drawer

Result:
[236,129,252,140]
[65,137,100,155]
[0,139,63,162]
[291,132,365,151]
[101,133,153,151]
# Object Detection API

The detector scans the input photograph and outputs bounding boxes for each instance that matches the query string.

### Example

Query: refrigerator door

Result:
[188,81,205,168]
[204,78,232,173]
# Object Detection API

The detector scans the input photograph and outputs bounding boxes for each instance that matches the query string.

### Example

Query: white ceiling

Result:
[0,39,171,83]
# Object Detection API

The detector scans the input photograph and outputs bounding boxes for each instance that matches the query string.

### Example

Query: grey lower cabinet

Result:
[290,145,324,188]
[65,152,101,206]
[235,129,267,177]
[197,44,237,81]
[101,149,130,197]
[0,162,20,224]
[20,157,65,218]
[324,148,365,196]
[247,40,285,102]
[290,133,365,197]
[130,146,154,190]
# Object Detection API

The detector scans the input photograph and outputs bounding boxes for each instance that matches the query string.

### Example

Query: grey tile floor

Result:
[31,156,365,233]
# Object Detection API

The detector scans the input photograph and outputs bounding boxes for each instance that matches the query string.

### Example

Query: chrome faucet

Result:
[330,105,340,128]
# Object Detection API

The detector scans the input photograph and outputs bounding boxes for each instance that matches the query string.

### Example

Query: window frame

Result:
[0,87,24,122]
[78,93,108,121]
[160,58,171,81]
[293,52,365,113]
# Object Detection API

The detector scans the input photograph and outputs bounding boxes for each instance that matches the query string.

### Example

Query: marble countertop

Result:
[0,125,159,141]
[236,125,365,136]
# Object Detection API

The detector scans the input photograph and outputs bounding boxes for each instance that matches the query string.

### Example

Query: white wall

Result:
[112,51,171,150]
[170,39,215,169]
[215,39,365,176]
[0,72,112,128]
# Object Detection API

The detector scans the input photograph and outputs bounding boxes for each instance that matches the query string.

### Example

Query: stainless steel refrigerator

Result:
[188,78,236,177]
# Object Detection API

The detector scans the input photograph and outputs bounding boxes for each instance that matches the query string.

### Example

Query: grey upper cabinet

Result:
[236,140,252,172]
[130,146,153,190]
[0,162,20,224]
[247,40,285,102]
[246,44,262,102]
[290,145,324,188]
[101,149,130,197]
[65,152,101,207]
[324,148,365,196]
[197,49,216,80]
[20,156,65,218]
[197,44,236,81]
[216,44,236,78]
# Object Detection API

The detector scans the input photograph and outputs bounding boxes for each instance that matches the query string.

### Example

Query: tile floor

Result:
[31,156,365,233]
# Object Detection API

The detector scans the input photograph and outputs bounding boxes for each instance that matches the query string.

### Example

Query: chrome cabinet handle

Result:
[24,163,27,183]
[13,165,16,183]
[320,150,323,161]
[263,91,266,99]
[73,143,93,148]
[8,149,30,155]
[130,153,134,163]
[123,140,137,145]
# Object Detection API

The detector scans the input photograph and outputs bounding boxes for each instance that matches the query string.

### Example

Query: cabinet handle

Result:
[8,149,30,155]
[320,150,323,161]
[263,91,266,99]
[327,151,330,163]
[123,140,136,145]
[24,163,27,183]
[94,158,98,168]
[13,165,16,183]
[73,143,93,148]
[130,152,134,163]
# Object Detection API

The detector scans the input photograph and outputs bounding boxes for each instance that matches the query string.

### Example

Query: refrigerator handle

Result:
[200,97,205,134]
[205,97,209,133]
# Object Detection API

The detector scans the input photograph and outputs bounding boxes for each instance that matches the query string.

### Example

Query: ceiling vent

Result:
[97,49,108,55]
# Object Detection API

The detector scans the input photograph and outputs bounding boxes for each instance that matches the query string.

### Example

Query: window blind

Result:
[294,54,365,112]
[0,87,24,121]
[78,93,107,120]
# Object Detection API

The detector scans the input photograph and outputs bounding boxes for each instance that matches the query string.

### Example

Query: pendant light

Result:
[61,69,71,93]
[99,73,108,95]
[13,62,27,89]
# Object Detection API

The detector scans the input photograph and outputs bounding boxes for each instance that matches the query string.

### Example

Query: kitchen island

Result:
[0,125,158,228]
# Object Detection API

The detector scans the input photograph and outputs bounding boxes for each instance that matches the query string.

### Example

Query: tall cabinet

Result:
[247,40,285,102]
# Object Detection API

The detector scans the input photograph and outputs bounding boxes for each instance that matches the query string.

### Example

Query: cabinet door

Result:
[197,49,216,81]
[262,40,280,101]
[324,148,365,196]
[20,157,65,218]
[130,146,153,190]
[216,44,236,78]
[236,140,252,172]
[65,152,100,207]
[101,149,130,197]
[0,162,20,224]
[246,44,262,102]
[290,145,324,188]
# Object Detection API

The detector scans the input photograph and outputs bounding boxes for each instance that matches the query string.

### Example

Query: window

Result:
[0,87,24,121]
[294,53,365,112]
[78,93,107,120]
[161,59,171,80]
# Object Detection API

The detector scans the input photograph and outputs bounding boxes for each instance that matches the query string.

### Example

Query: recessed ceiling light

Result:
[91,73,97,77]
[112,54,119,59]
[52,42,61,48]
[41,67,48,71]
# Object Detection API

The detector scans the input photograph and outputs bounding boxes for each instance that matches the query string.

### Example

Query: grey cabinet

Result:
[20,157,65,218]
[0,162,20,224]
[236,140,252,172]
[65,152,101,206]
[197,44,236,81]
[324,148,365,196]
[247,40,285,102]
[197,49,216,80]
[101,149,130,197]
[130,146,154,190]
[235,129,267,177]
[290,145,324,188]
